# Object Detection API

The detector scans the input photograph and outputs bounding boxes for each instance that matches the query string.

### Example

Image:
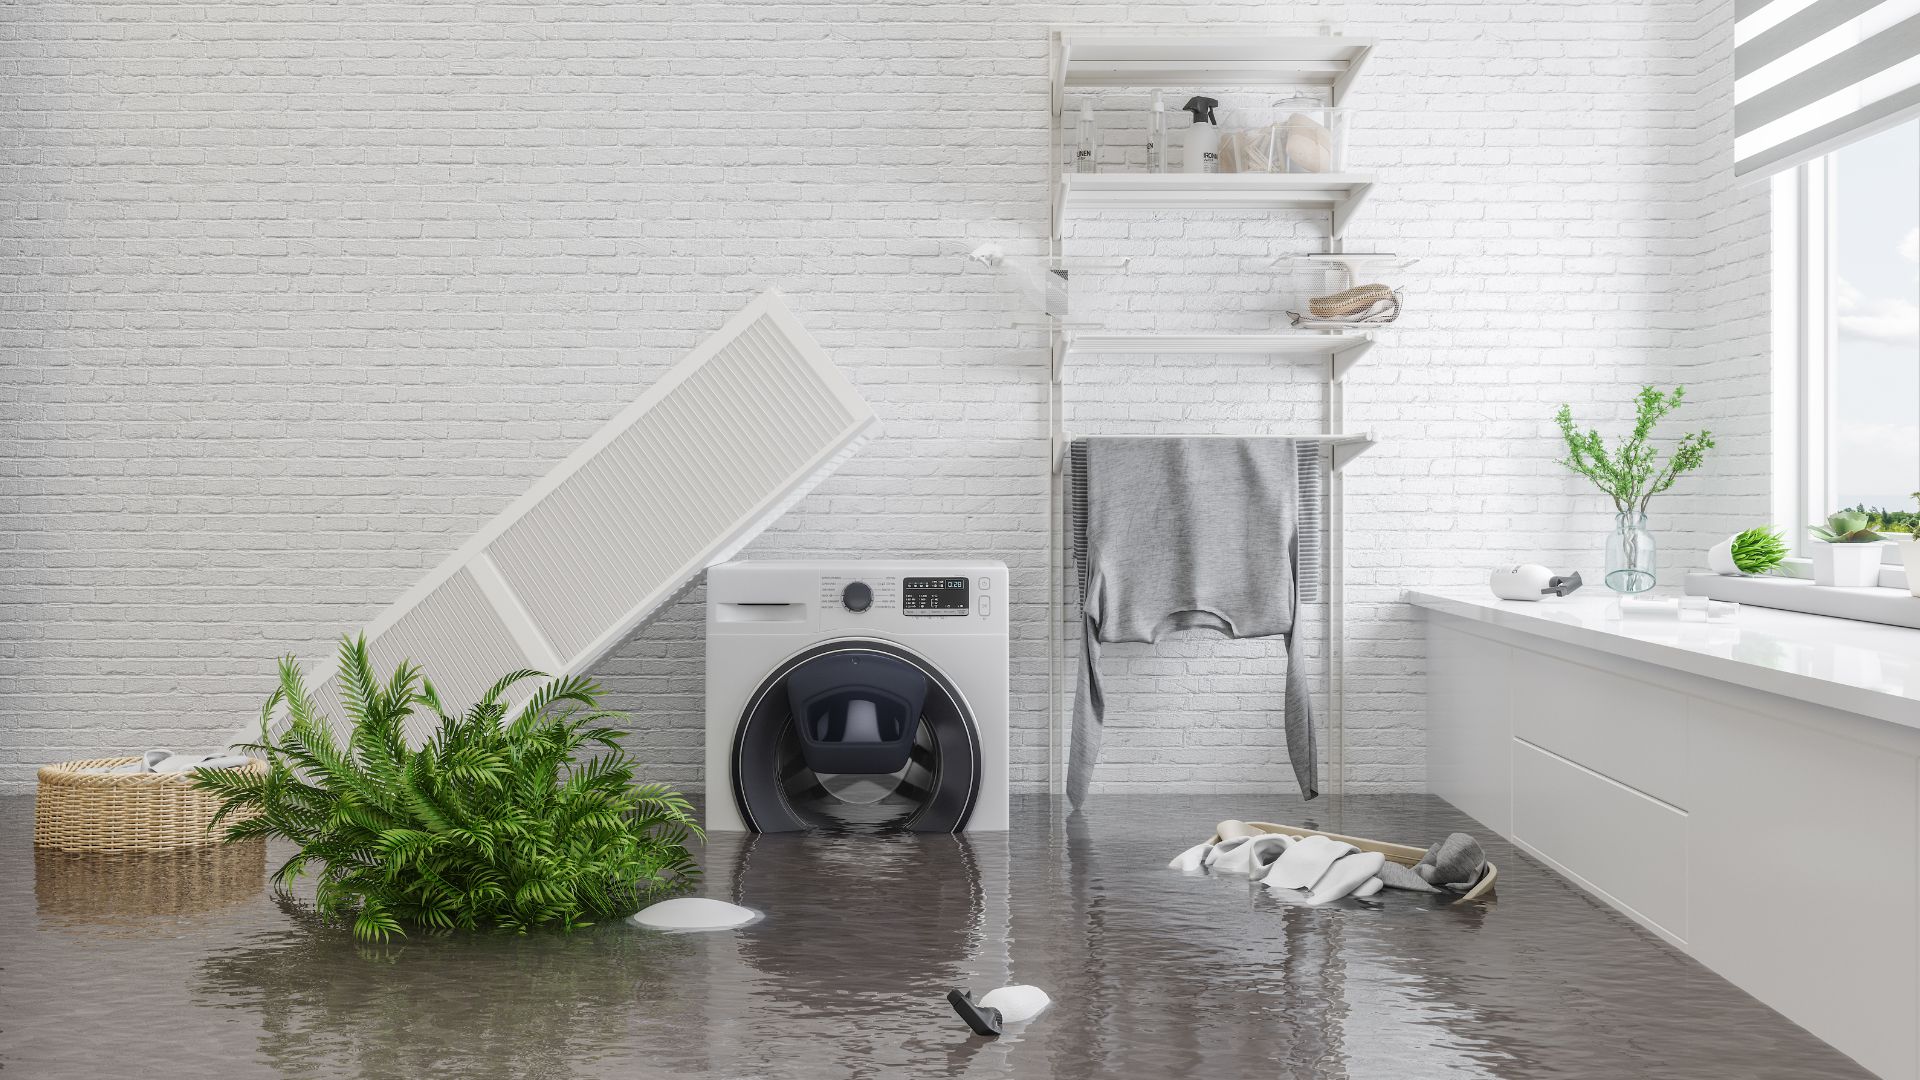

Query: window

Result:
[1777,118,1920,547]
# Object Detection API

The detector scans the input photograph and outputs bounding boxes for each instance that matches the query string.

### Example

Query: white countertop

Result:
[1405,587,1920,731]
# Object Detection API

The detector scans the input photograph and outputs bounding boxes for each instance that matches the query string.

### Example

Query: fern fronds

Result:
[193,636,699,941]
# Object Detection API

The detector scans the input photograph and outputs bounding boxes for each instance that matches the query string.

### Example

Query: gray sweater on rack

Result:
[1068,436,1322,806]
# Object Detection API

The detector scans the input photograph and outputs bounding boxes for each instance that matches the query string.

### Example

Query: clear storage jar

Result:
[1271,255,1412,329]
[1218,100,1351,174]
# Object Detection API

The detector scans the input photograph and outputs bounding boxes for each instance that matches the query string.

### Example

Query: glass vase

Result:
[1605,512,1657,594]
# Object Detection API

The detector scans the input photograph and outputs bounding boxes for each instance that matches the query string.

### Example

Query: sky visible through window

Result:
[1833,119,1920,513]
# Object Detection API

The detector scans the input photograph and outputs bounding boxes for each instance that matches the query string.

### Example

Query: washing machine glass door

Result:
[732,641,981,833]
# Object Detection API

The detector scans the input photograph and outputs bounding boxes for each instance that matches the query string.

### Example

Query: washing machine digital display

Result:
[902,577,971,616]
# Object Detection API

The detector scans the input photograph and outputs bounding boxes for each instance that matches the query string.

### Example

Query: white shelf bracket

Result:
[1331,437,1375,472]
[1331,181,1372,239]
[1331,48,1369,106]
[1330,336,1374,381]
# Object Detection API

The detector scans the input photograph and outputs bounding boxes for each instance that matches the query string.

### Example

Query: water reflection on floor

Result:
[0,794,1870,1079]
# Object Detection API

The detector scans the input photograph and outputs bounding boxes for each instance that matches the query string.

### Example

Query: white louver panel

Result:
[1735,0,1920,180]
[250,290,876,744]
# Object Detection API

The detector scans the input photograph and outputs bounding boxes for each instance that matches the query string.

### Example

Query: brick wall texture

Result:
[0,0,1769,793]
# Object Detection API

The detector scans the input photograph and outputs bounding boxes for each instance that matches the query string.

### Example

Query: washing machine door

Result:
[732,641,981,833]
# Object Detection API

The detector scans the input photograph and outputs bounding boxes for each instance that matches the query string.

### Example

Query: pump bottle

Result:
[1074,101,1098,174]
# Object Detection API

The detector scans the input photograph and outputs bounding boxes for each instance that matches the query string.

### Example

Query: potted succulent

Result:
[1707,526,1789,577]
[1807,510,1884,587]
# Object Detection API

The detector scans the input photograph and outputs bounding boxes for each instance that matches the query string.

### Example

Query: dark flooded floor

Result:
[0,793,1871,1079]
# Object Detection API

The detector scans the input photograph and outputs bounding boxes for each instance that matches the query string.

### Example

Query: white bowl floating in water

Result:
[629,897,760,932]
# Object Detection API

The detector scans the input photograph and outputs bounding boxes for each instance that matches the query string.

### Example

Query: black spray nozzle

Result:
[948,990,1004,1038]
[1181,96,1219,125]
[1543,572,1583,597]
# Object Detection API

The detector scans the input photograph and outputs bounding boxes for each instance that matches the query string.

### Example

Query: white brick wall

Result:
[0,0,1770,795]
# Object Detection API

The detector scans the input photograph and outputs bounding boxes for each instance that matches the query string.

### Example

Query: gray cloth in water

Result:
[1067,437,1320,806]
[1376,832,1488,894]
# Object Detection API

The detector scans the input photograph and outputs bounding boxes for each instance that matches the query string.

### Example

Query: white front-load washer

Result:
[705,560,1008,833]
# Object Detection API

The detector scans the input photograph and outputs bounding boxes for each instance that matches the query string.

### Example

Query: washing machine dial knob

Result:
[842,581,873,613]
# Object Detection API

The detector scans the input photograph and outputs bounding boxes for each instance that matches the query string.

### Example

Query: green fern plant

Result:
[1554,386,1715,514]
[1728,527,1789,575]
[195,636,699,941]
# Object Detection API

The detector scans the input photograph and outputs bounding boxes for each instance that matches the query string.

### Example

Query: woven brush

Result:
[1309,283,1395,318]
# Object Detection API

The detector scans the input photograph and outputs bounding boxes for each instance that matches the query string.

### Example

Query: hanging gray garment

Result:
[1068,437,1322,806]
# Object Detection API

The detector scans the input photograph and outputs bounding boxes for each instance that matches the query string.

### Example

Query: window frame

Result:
[1775,145,1918,574]
[1772,162,1827,558]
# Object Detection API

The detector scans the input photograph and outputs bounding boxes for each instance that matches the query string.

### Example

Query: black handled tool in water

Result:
[947,989,1004,1037]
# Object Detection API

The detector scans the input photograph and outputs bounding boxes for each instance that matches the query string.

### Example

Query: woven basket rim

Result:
[39,756,266,787]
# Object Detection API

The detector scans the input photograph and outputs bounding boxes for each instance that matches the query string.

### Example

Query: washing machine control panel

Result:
[813,570,997,628]
[902,576,970,616]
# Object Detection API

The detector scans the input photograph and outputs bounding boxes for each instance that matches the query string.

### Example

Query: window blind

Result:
[1736,0,1920,180]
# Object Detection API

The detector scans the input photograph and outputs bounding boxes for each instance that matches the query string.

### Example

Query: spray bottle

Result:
[1181,96,1220,174]
[1074,101,1099,174]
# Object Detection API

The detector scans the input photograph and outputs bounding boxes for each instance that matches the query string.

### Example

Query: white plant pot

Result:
[1810,542,1883,587]
[1899,540,1920,599]
[1706,534,1739,575]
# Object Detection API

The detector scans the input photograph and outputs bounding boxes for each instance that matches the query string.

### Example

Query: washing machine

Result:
[705,560,1008,833]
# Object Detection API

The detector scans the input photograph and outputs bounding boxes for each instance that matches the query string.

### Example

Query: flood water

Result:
[0,793,1870,1079]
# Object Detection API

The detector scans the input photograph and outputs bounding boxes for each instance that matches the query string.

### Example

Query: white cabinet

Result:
[1512,740,1689,943]
[1426,622,1512,834]
[1685,698,1916,1080]
[1424,610,1920,1080]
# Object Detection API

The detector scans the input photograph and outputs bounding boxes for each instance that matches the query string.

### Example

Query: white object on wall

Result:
[240,290,878,746]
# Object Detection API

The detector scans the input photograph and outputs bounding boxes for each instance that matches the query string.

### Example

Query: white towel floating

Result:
[1262,835,1358,890]
[628,897,760,932]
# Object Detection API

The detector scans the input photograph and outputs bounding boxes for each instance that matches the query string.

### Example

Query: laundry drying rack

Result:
[1032,27,1392,801]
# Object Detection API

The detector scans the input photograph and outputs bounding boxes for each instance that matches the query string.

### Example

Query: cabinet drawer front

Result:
[1513,739,1687,941]
[1510,650,1688,808]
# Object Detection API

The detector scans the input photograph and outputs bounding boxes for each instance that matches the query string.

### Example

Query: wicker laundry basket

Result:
[34,756,265,854]
[1214,820,1498,904]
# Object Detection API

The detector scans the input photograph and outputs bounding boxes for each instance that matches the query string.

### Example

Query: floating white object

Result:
[977,985,1051,1025]
[242,290,878,747]
[1168,841,1213,873]
[1304,850,1385,905]
[629,897,760,932]
[1262,834,1358,891]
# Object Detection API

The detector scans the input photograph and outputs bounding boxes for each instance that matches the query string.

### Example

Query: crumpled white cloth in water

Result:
[84,750,253,774]
[1171,832,1301,879]
[1170,827,1391,904]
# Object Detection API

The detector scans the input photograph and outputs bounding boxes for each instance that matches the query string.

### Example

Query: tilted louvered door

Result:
[252,290,877,745]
